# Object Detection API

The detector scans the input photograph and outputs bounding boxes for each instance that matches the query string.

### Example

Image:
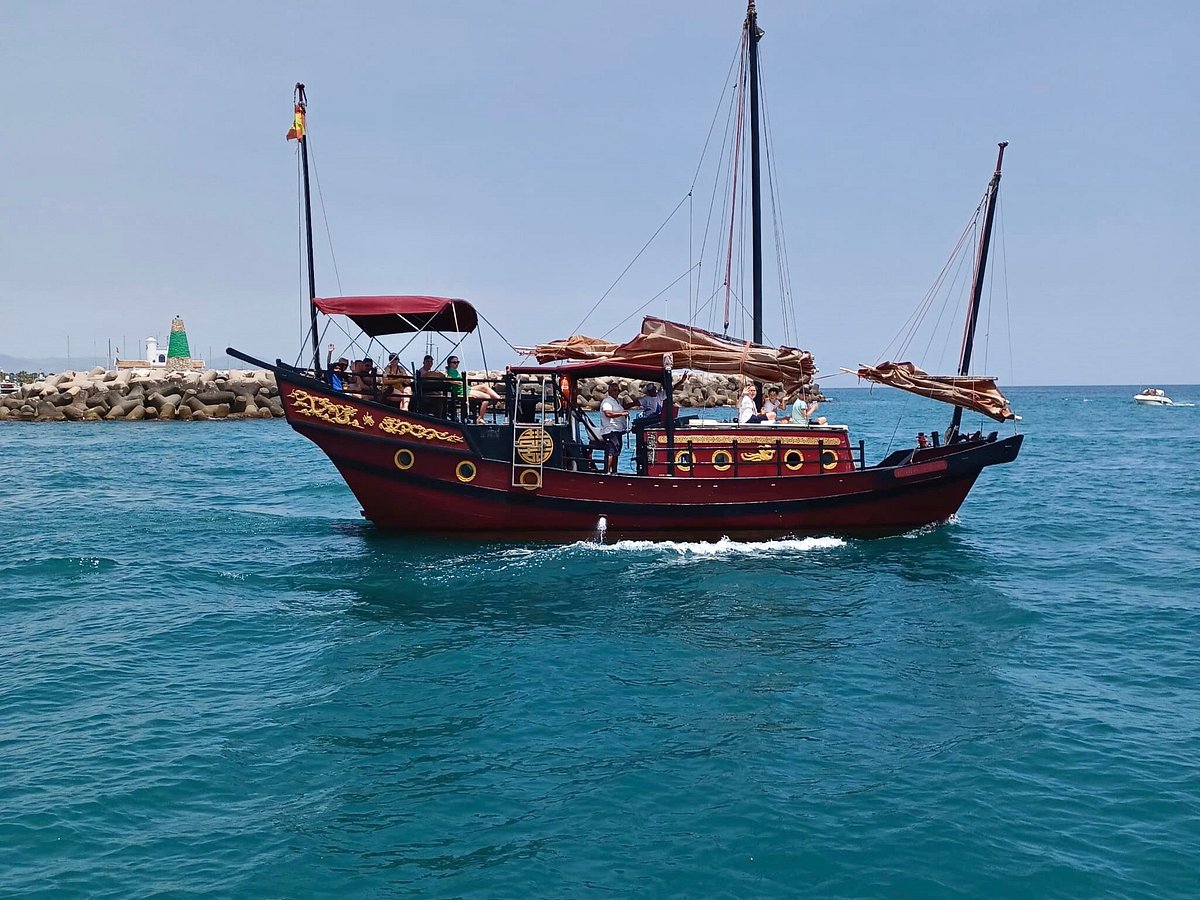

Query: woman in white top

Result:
[738,385,765,424]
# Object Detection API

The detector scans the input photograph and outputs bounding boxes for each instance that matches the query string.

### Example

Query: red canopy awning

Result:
[313,295,478,336]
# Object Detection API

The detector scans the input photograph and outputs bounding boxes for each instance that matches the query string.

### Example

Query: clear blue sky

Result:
[2,1,1196,384]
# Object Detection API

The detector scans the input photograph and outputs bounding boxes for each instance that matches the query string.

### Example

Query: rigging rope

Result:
[557,192,691,346]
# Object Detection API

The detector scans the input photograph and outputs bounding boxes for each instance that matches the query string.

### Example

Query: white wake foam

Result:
[576,535,846,555]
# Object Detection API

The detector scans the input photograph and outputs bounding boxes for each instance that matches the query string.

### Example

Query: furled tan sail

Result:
[854,361,1018,422]
[531,316,816,393]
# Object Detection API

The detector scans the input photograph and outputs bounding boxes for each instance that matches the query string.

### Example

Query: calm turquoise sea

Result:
[2,385,1198,898]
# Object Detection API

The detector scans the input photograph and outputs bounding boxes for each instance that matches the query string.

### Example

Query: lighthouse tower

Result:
[165,316,193,373]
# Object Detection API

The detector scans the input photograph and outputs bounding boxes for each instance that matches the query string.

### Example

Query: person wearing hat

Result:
[638,383,663,418]
[329,358,348,392]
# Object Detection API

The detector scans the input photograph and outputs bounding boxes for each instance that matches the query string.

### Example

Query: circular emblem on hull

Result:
[394,448,415,470]
[456,460,477,482]
[515,427,554,465]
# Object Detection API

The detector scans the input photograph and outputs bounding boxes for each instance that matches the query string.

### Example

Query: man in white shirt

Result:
[600,381,631,473]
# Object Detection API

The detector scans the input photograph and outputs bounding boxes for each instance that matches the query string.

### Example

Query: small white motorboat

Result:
[1134,388,1173,406]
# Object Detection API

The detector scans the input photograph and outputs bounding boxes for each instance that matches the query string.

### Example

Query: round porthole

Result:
[712,449,733,472]
[821,449,838,471]
[674,450,692,472]
[518,468,542,490]
[394,448,415,470]
[784,449,804,471]
[456,460,477,483]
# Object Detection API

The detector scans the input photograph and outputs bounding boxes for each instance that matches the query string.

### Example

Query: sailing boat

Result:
[228,4,1022,541]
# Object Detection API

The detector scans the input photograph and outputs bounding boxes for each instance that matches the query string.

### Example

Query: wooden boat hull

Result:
[278,371,1022,541]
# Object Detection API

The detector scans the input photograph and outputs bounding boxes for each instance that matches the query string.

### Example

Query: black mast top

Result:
[746,1,764,345]
[950,141,1008,436]
[293,83,321,376]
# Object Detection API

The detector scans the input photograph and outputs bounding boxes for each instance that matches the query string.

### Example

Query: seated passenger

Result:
[790,392,826,426]
[738,384,766,424]
[468,374,504,424]
[329,359,347,392]
[381,353,412,410]
[343,359,367,396]
[418,354,444,380]
[762,387,782,421]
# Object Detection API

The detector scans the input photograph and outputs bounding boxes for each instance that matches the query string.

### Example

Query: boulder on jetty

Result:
[3,369,282,423]
[571,373,821,411]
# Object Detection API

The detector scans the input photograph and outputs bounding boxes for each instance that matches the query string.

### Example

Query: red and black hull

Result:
[269,368,1021,541]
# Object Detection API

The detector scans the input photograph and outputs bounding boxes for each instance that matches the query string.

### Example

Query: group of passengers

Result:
[326,345,502,423]
[738,384,826,425]
[599,378,829,474]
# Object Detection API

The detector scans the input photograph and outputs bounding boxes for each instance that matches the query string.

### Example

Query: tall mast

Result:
[747,1,764,344]
[950,141,1007,436]
[292,83,321,375]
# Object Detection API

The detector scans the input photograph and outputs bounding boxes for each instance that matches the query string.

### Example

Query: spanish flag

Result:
[286,104,306,141]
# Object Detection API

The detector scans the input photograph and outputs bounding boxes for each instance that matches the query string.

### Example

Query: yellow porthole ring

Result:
[711,449,733,472]
[784,449,804,471]
[455,460,477,483]
[674,450,692,472]
[821,449,839,471]
[394,448,415,470]
[518,468,542,490]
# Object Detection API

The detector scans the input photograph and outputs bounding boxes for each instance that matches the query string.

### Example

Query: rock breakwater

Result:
[0,369,814,422]
[0,368,283,422]
[573,374,802,410]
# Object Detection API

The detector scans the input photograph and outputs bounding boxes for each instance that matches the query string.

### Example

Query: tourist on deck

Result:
[415,354,448,415]
[739,384,766,424]
[418,355,444,379]
[443,355,466,418]
[762,387,782,422]
[329,359,347,392]
[382,353,412,410]
[638,383,663,418]
[600,381,631,474]
[790,392,826,426]
[466,373,503,425]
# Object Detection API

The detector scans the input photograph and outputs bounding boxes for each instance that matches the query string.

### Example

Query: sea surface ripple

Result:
[2,385,1198,898]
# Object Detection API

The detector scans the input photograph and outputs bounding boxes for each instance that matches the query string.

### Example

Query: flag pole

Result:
[289,83,321,376]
